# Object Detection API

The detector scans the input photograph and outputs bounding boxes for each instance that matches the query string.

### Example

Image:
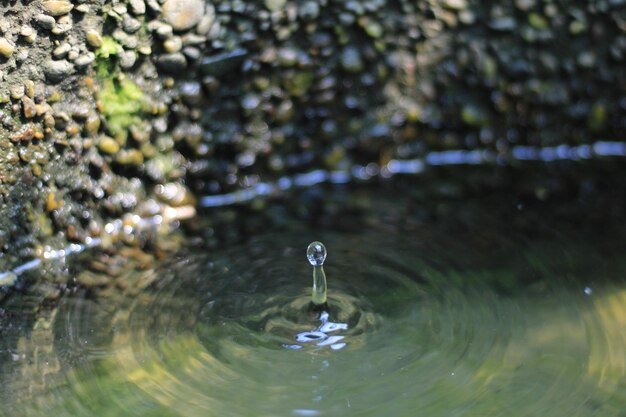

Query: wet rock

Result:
[116,149,144,165]
[265,0,286,12]
[577,51,596,68]
[52,43,71,59]
[98,136,120,155]
[340,46,363,72]
[515,0,536,11]
[51,15,72,35]
[20,26,37,43]
[180,81,203,105]
[182,46,200,61]
[277,47,298,66]
[74,52,95,68]
[119,50,137,69]
[489,17,517,31]
[156,52,187,73]
[123,16,141,33]
[528,13,549,30]
[162,0,207,31]
[461,104,491,127]
[44,59,74,82]
[0,37,15,58]
[155,182,196,207]
[75,4,90,13]
[84,113,101,136]
[35,14,56,30]
[442,0,468,10]
[129,0,146,15]
[86,30,103,48]
[569,20,587,35]
[10,84,25,100]
[299,1,320,20]
[163,36,183,53]
[22,96,37,119]
[41,1,73,16]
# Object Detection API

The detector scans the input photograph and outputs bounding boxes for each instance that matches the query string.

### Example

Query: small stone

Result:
[44,59,74,82]
[299,1,319,20]
[182,46,200,61]
[68,49,79,61]
[515,0,536,11]
[86,30,103,48]
[36,102,52,116]
[461,104,490,127]
[138,45,152,55]
[84,113,101,135]
[74,52,95,68]
[116,148,144,165]
[577,51,596,68]
[569,20,587,35]
[196,14,214,34]
[10,84,24,100]
[52,42,71,58]
[156,52,187,73]
[35,14,56,30]
[182,33,205,45]
[122,16,141,33]
[51,15,72,35]
[145,0,161,13]
[75,4,90,13]
[20,26,37,43]
[163,36,183,53]
[340,46,363,73]
[442,0,467,10]
[360,18,383,38]
[458,9,475,24]
[528,13,549,30]
[112,4,128,15]
[15,49,28,62]
[277,47,298,66]
[489,17,517,31]
[24,80,35,98]
[41,1,73,16]
[0,37,15,58]
[162,0,207,31]
[129,0,146,15]
[118,50,137,68]
[22,96,37,118]
[265,0,286,12]
[155,23,173,39]
[98,136,120,154]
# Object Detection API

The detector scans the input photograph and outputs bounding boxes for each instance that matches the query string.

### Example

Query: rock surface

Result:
[0,0,624,277]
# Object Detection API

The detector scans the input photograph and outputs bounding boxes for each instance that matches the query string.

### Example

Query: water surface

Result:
[1,186,626,417]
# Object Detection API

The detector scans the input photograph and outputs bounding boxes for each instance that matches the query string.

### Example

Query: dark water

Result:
[1,181,626,417]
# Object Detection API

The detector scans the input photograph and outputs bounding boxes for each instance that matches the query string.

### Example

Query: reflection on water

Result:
[1,189,626,417]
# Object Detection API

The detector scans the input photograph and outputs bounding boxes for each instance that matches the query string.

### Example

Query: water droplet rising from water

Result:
[307,241,327,266]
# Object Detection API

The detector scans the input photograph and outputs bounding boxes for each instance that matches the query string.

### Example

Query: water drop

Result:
[307,241,327,266]
[307,242,328,306]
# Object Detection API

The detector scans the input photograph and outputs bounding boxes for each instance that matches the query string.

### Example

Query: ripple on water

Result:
[2,231,626,417]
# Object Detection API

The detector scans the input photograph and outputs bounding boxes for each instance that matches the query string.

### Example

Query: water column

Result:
[307,241,328,308]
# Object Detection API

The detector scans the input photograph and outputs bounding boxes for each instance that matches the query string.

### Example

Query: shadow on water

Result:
[1,167,626,417]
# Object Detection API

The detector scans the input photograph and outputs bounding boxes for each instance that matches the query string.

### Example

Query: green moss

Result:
[284,71,314,97]
[95,36,122,78]
[588,102,607,133]
[99,77,145,142]
[528,13,549,30]
[97,36,122,59]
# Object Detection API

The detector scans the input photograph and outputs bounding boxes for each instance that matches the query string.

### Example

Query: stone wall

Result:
[0,0,624,268]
